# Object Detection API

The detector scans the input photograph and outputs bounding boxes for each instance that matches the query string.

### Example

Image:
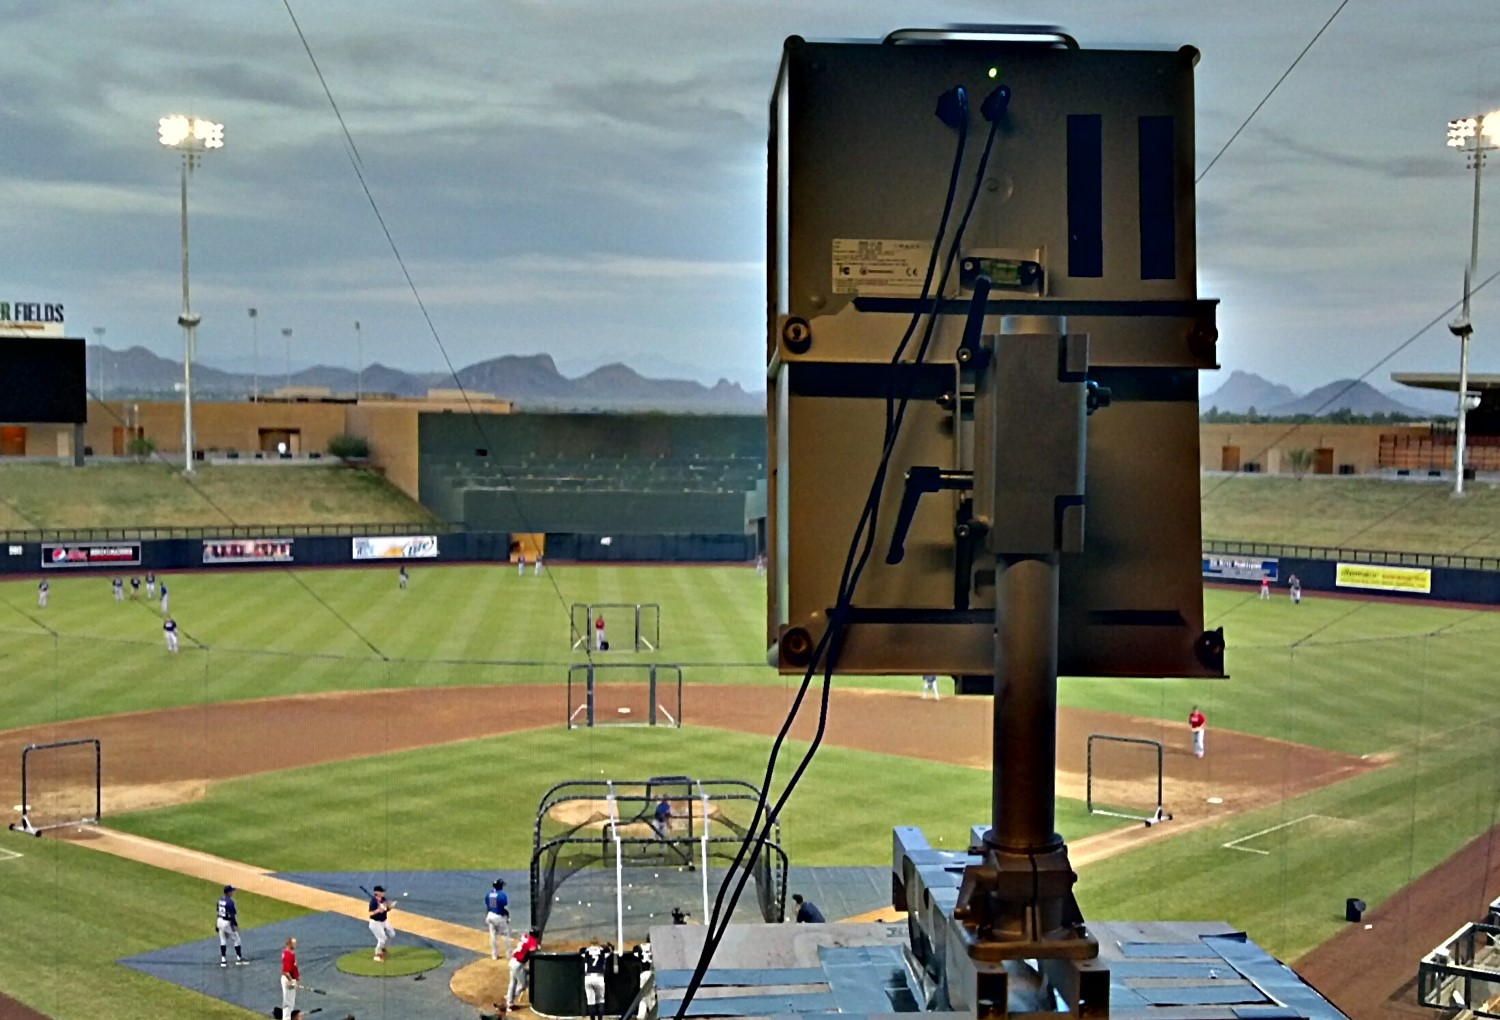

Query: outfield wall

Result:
[0,529,754,576]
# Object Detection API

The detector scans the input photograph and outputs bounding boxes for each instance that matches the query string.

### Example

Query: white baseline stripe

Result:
[1222,814,1322,855]
[0,847,24,862]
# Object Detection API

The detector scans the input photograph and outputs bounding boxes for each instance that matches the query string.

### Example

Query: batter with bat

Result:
[368,885,396,961]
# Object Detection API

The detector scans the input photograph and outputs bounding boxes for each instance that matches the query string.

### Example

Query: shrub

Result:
[327,433,371,459]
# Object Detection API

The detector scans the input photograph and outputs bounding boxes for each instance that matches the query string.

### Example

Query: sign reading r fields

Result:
[0,302,64,324]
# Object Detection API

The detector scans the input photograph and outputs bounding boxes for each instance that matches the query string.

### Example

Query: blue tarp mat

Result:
[1115,962,1230,979]
[1135,983,1267,1006]
[656,990,839,1015]
[821,944,918,1013]
[1233,1008,1304,1019]
[1120,942,1221,959]
[656,968,827,989]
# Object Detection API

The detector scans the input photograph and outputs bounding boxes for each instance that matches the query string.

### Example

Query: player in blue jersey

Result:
[398,565,408,589]
[130,575,141,598]
[164,618,179,653]
[145,572,156,597]
[216,885,246,966]
[159,581,169,615]
[112,577,124,601]
[368,886,396,961]
[485,879,511,959]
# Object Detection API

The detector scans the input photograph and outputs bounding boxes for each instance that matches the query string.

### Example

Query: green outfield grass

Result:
[6,563,1500,1019]
[1201,474,1500,555]
[0,462,436,532]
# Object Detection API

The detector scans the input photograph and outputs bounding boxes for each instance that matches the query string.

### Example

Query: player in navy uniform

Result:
[164,618,180,653]
[580,942,614,1020]
[112,577,124,602]
[159,581,169,615]
[792,893,825,923]
[368,885,395,960]
[484,879,510,959]
[37,580,48,608]
[398,565,409,590]
[130,575,141,598]
[217,885,246,966]
[146,572,156,597]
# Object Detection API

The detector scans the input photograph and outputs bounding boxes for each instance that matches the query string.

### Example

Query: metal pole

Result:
[92,327,106,401]
[1456,121,1488,496]
[249,308,259,402]
[989,555,1063,853]
[355,320,363,400]
[282,327,293,392]
[180,154,195,474]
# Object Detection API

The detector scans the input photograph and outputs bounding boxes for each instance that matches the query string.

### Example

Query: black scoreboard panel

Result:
[0,337,87,424]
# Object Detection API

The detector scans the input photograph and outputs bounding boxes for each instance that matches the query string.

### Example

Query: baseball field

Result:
[1,563,1498,1019]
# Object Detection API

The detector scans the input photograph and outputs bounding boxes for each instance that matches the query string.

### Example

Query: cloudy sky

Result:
[4,0,1499,392]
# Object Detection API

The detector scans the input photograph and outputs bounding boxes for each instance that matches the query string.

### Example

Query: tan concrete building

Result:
[1199,422,1440,475]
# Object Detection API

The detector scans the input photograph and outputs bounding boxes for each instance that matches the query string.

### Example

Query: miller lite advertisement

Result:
[42,542,142,568]
[352,535,439,560]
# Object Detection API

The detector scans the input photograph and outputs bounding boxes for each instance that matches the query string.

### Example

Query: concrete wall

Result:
[345,404,421,498]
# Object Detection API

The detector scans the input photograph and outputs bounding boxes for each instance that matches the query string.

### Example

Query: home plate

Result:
[1206,797,1224,805]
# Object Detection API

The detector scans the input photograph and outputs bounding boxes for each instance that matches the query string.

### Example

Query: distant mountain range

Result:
[1200,370,1453,418]
[87,345,763,414]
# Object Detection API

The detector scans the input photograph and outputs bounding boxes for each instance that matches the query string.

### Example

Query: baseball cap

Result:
[223,885,235,893]
[373,885,385,892]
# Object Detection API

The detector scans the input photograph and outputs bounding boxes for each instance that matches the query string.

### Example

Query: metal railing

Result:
[0,520,459,544]
[1203,537,1500,574]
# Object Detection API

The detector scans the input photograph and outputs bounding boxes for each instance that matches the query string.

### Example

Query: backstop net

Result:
[1086,734,1170,826]
[530,776,787,945]
[9,739,101,836]
[570,603,661,653]
[567,664,683,728]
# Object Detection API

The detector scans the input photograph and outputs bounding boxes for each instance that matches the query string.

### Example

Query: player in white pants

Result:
[507,929,540,1010]
[164,619,180,653]
[534,555,543,576]
[37,581,48,608]
[280,937,299,1013]
[580,943,613,1020]
[216,885,246,966]
[517,553,526,577]
[484,879,510,959]
[921,674,940,700]
[368,886,395,960]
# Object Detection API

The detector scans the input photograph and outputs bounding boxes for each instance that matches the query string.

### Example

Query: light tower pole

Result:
[248,308,259,402]
[355,320,364,401]
[282,328,293,393]
[158,114,224,473]
[1446,111,1498,495]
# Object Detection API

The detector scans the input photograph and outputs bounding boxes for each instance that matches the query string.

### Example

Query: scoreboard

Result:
[0,337,88,424]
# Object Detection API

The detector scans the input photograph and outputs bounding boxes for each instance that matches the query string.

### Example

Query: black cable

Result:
[280,0,599,665]
[678,100,1005,1018]
[1195,0,1352,185]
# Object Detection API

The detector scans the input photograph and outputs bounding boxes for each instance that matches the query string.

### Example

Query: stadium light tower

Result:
[1445,111,1498,496]
[248,308,259,402]
[282,327,293,393]
[158,114,225,474]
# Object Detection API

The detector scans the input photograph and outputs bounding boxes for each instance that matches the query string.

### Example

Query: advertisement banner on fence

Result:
[1335,562,1433,594]
[42,542,141,568]
[1203,555,1278,582]
[202,540,294,565]
[352,535,438,560]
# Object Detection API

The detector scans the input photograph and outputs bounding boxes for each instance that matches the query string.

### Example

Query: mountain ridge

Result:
[1202,370,1440,418]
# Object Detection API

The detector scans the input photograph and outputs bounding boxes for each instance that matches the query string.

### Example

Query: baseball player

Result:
[130,575,141,598]
[506,928,541,1011]
[595,614,606,651]
[1288,573,1303,604]
[921,674,940,700]
[517,552,526,577]
[484,879,510,959]
[146,572,156,597]
[217,885,246,966]
[533,553,543,576]
[1258,575,1270,600]
[37,580,48,608]
[112,577,124,602]
[651,797,673,839]
[398,565,408,590]
[580,942,614,1020]
[164,618,180,654]
[368,886,395,960]
[629,944,655,1020]
[792,893,825,923]
[280,937,299,1013]
[159,581,169,615]
[1189,705,1207,758]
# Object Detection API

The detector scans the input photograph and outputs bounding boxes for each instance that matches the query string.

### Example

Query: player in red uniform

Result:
[594,614,607,651]
[1258,575,1271,600]
[507,929,542,1011]
[1189,706,1206,758]
[280,937,299,1014]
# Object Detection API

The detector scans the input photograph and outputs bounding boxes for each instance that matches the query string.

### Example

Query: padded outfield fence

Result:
[529,776,787,945]
[569,602,660,652]
[567,664,682,728]
[8,738,101,836]
[1086,734,1170,826]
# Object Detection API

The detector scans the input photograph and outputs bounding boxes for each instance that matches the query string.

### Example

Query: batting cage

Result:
[567,663,683,728]
[1086,734,1171,826]
[8,738,101,836]
[569,602,661,652]
[529,776,787,945]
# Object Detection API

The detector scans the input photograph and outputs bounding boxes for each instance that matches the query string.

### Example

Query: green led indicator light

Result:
[987,66,999,79]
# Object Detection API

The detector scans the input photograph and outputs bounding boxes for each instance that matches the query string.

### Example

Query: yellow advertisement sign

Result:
[1335,562,1432,594]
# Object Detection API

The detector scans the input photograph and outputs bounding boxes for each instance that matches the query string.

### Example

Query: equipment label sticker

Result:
[832,239,931,296]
